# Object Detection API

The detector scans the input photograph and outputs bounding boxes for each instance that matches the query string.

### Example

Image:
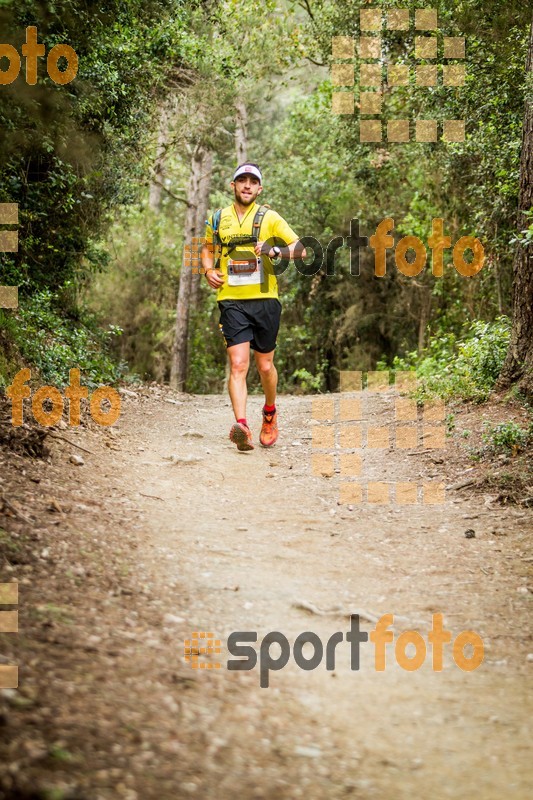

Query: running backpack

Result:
[210,204,271,253]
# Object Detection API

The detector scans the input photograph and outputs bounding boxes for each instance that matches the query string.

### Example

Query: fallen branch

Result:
[0,491,33,524]
[292,600,422,629]
[446,478,478,491]
[292,600,380,625]
[48,434,95,455]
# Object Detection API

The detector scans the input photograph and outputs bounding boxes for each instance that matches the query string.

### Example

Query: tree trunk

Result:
[235,100,248,164]
[497,20,533,397]
[149,105,170,212]
[170,146,204,391]
[417,284,432,353]
[191,150,214,306]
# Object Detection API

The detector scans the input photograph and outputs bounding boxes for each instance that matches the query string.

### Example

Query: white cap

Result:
[233,164,262,183]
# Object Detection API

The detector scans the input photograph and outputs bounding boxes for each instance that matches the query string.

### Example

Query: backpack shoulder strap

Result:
[208,208,222,245]
[252,204,271,240]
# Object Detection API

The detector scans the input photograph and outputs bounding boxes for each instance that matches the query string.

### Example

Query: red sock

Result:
[263,404,276,413]
[237,418,248,427]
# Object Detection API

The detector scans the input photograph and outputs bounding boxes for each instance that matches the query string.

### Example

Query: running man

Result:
[202,163,306,451]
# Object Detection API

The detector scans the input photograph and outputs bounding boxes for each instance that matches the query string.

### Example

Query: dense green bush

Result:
[385,317,512,402]
[482,420,532,453]
[0,0,190,387]
[0,291,124,390]
[0,0,189,296]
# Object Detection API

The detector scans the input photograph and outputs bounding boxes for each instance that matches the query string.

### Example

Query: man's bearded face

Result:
[232,175,262,206]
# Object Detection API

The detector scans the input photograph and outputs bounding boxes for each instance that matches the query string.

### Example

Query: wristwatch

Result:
[270,246,281,259]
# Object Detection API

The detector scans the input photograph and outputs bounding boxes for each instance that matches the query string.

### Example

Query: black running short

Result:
[218,298,282,353]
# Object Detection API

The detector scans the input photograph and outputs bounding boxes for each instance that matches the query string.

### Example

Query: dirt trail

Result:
[1,388,532,799]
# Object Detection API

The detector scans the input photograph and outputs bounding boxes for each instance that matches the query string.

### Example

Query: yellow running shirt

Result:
[205,202,299,301]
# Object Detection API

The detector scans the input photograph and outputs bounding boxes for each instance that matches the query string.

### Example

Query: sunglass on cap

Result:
[233,164,262,183]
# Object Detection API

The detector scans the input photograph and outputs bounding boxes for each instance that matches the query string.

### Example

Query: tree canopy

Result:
[1,0,531,398]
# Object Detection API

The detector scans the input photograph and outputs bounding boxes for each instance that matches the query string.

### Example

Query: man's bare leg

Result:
[228,342,250,421]
[254,349,278,406]
[254,349,279,447]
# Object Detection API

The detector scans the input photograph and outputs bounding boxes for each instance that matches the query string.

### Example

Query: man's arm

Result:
[201,243,224,289]
[253,211,306,260]
[253,240,307,260]
[282,240,307,260]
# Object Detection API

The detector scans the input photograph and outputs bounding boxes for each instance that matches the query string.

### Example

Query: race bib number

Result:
[227,255,264,286]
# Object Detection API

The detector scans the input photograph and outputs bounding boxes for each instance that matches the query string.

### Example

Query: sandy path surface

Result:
[0,387,531,799]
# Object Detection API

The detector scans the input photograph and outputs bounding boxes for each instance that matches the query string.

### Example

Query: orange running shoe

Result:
[229,422,254,451]
[260,409,278,447]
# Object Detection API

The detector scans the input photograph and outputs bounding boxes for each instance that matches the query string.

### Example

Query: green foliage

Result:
[289,368,326,393]
[389,317,511,401]
[86,204,181,383]
[48,745,77,763]
[510,209,533,248]
[482,421,532,453]
[251,0,528,390]
[0,0,530,395]
[0,0,190,295]
[187,293,226,393]
[0,0,191,383]
[42,790,71,800]
[458,318,512,391]
[0,291,124,390]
